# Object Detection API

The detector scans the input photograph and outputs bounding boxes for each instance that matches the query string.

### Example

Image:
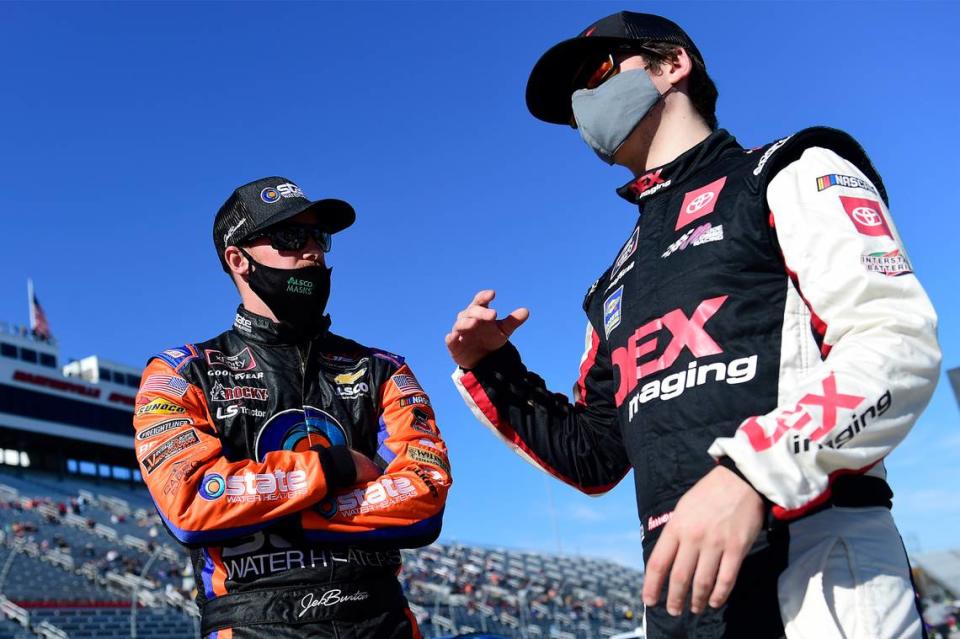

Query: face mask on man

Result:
[240,249,331,330]
[571,68,665,165]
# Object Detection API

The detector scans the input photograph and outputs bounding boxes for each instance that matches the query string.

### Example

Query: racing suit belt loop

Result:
[200,578,405,634]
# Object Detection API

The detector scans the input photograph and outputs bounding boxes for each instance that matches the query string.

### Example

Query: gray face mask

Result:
[571,69,664,165]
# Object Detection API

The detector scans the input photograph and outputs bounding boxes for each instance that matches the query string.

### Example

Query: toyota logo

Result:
[686,191,714,214]
[852,206,882,227]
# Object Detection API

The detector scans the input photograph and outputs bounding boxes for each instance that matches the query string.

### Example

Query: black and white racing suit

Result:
[454,128,940,638]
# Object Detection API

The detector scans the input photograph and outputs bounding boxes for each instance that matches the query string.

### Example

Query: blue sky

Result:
[1,1,958,569]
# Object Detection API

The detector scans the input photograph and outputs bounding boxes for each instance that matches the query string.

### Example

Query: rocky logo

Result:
[209,382,268,402]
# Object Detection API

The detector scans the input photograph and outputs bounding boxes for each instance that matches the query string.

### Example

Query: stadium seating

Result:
[0,468,646,638]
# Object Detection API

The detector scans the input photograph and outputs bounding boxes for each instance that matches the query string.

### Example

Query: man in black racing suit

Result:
[135,177,450,638]
[447,11,939,639]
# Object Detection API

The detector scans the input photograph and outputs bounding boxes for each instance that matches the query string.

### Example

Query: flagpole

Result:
[27,278,33,331]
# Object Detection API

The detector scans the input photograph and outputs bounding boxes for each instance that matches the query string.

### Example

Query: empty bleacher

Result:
[0,468,646,638]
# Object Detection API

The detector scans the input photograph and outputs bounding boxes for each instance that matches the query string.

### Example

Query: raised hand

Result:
[445,290,529,370]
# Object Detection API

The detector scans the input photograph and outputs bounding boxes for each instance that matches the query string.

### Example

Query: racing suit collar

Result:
[232,304,331,345]
[616,129,742,205]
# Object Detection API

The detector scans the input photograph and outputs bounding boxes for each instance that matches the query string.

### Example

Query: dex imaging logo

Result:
[611,295,758,420]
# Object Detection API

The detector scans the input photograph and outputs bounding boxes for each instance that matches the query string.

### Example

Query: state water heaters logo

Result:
[253,406,348,462]
[197,469,308,503]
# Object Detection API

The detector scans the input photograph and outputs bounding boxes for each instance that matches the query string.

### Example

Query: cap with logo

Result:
[526,11,704,125]
[213,176,356,271]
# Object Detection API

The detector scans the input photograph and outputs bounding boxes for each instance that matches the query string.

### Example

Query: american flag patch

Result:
[141,375,189,397]
[392,374,423,395]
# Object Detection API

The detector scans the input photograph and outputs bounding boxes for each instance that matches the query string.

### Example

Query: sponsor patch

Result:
[603,286,624,338]
[205,347,257,372]
[392,374,423,396]
[816,174,878,195]
[861,249,912,276]
[286,276,313,295]
[399,394,431,408]
[661,223,724,258]
[223,218,247,243]
[410,407,436,434]
[612,227,639,272]
[136,418,192,440]
[162,459,201,495]
[216,405,267,420]
[647,511,673,532]
[604,261,634,293]
[839,196,893,238]
[408,446,450,475]
[334,369,366,385]
[371,349,405,367]
[676,176,726,230]
[209,382,269,402]
[141,429,200,474]
[625,168,671,201]
[155,345,197,371]
[136,398,187,417]
[140,375,189,398]
[333,477,419,517]
[198,468,308,503]
[234,313,254,334]
[752,135,792,176]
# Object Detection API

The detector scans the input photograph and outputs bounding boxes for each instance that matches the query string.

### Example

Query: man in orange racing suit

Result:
[134,176,450,639]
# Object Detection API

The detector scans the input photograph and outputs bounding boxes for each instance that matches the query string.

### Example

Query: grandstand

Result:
[0,468,646,639]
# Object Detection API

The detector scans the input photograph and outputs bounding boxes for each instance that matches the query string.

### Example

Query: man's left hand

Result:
[641,466,764,616]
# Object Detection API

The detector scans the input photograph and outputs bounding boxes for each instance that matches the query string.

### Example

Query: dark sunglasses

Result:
[244,224,332,253]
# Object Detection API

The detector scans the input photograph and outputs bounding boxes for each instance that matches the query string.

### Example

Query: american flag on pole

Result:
[28,279,53,341]
[140,375,190,397]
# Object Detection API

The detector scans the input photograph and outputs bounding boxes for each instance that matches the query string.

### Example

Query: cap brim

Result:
[254,198,356,236]
[526,35,637,125]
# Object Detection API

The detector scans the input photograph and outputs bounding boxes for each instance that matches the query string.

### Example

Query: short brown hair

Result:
[637,42,718,130]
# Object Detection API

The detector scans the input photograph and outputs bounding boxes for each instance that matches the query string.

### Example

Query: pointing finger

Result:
[471,289,496,307]
[497,308,530,338]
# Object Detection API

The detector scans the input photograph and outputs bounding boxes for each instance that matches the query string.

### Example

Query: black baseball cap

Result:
[526,11,704,125]
[213,176,355,271]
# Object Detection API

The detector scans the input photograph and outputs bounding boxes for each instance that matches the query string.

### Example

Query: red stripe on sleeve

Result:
[460,370,622,495]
